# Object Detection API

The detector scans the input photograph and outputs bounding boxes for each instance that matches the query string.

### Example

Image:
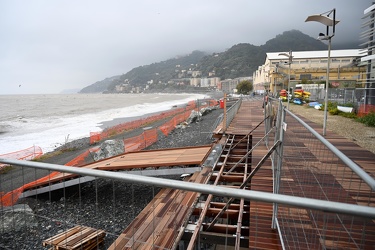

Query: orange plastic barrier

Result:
[123,134,144,153]
[64,147,100,167]
[159,119,176,136]
[143,128,158,148]
[358,104,375,117]
[123,128,158,152]
[89,132,101,144]
[0,145,43,161]
[0,146,43,170]
[0,147,99,207]
[88,100,206,145]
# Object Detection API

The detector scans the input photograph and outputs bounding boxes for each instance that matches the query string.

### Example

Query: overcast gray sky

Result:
[0,0,371,95]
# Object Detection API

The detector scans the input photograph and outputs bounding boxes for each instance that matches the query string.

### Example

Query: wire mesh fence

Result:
[268,97,375,249]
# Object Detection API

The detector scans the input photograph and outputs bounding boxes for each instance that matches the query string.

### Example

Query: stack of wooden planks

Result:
[108,167,211,249]
[43,225,106,250]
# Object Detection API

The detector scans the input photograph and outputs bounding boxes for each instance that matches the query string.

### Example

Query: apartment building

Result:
[253,49,366,94]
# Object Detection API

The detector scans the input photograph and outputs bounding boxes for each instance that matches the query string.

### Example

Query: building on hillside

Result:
[209,77,221,88]
[190,77,201,87]
[191,71,202,77]
[201,78,210,87]
[253,49,366,95]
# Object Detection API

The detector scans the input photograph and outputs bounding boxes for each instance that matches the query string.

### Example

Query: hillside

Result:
[197,30,328,79]
[80,75,121,93]
[79,30,345,93]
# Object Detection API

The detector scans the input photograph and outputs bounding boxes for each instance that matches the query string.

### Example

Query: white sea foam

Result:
[0,93,206,155]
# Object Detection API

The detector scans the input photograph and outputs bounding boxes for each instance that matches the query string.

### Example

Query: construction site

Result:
[1,96,374,250]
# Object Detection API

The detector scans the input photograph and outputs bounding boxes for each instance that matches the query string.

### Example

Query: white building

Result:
[253,49,364,94]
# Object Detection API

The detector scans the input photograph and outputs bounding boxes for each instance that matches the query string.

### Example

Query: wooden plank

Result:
[69,230,105,249]
[43,226,82,247]
[43,226,105,250]
[24,146,212,191]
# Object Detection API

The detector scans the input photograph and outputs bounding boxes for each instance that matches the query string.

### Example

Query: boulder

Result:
[0,204,38,232]
[93,139,125,161]
[200,107,212,116]
[186,110,201,124]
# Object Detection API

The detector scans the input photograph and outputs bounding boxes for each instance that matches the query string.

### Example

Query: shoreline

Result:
[0,92,221,156]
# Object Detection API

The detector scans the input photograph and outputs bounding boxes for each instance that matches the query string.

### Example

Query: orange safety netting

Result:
[89,132,101,144]
[0,145,43,171]
[358,104,375,117]
[88,99,207,145]
[159,118,176,137]
[0,147,99,207]
[123,127,158,152]
[0,145,43,161]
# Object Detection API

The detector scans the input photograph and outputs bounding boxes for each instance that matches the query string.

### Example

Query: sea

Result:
[0,93,206,155]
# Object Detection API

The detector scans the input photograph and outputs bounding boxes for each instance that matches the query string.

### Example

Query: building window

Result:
[300,74,312,80]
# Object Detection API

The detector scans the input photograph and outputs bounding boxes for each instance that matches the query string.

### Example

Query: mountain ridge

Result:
[79,30,356,93]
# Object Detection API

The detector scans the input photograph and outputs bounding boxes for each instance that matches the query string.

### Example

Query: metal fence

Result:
[267,97,375,249]
[224,97,242,129]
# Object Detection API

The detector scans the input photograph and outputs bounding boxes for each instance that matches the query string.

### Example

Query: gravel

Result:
[289,104,375,154]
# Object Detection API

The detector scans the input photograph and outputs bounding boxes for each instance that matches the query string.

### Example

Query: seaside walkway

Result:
[1,97,374,249]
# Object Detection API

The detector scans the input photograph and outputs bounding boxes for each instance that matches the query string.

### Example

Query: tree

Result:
[237,80,253,94]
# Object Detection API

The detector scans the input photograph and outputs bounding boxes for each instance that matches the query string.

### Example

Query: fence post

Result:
[222,93,227,131]
[272,101,286,229]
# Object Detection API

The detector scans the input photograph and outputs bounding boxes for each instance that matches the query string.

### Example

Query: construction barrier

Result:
[159,118,176,137]
[89,99,216,145]
[0,146,101,207]
[358,104,375,117]
[122,127,158,153]
[0,145,43,170]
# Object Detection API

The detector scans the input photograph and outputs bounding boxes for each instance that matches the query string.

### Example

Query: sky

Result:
[0,0,372,95]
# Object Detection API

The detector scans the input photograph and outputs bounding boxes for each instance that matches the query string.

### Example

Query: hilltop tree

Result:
[237,80,253,94]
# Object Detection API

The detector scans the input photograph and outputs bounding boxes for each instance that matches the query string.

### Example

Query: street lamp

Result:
[305,9,340,136]
[279,51,293,109]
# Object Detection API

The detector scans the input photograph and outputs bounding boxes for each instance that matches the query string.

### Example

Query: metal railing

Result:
[267,97,375,249]
[224,97,242,130]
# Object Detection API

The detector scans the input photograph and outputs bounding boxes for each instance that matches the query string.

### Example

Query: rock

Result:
[186,110,201,124]
[200,107,212,116]
[0,204,38,233]
[93,139,125,161]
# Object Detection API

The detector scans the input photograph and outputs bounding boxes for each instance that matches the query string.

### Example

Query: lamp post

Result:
[305,9,339,136]
[279,51,293,109]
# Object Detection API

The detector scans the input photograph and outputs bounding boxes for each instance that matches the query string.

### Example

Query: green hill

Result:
[80,30,346,93]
